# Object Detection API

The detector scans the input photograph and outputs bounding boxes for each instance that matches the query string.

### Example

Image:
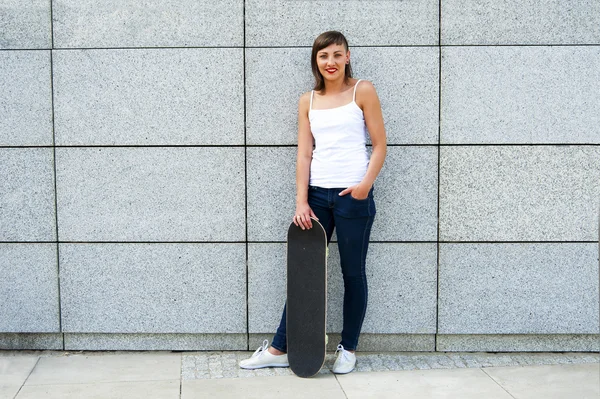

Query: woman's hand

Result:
[293,202,318,230]
[339,184,370,200]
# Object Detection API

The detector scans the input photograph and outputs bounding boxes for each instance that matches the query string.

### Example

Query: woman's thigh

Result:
[307,186,335,244]
[332,188,376,275]
[334,215,374,276]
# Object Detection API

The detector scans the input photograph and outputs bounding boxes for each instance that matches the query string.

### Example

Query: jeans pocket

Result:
[336,189,376,218]
[349,193,369,201]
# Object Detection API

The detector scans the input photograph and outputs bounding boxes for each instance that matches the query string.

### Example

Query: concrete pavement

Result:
[1,350,598,398]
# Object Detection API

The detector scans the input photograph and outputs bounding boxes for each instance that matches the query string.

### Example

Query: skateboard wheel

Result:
[325,334,328,345]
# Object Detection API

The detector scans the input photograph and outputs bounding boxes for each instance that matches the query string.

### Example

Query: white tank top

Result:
[309,79,369,188]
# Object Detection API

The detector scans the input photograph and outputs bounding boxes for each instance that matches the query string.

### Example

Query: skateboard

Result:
[286,218,327,378]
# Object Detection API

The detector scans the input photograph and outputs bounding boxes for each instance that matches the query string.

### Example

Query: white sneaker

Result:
[239,340,289,369]
[332,344,356,374]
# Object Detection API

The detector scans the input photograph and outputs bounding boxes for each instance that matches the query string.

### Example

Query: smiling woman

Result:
[240,31,387,375]
[311,32,353,93]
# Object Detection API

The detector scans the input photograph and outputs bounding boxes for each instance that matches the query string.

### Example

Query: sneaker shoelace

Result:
[335,344,352,362]
[250,339,269,359]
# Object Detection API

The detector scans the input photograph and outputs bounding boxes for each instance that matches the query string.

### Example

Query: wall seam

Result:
[435,0,442,352]
[0,240,597,244]
[1,143,599,149]
[243,0,250,351]
[3,43,600,52]
[48,0,64,350]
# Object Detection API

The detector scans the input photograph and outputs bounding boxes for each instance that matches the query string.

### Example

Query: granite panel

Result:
[55,147,245,241]
[247,146,438,242]
[246,0,438,46]
[247,243,287,334]
[0,148,56,241]
[0,244,59,332]
[53,48,244,145]
[371,146,438,241]
[0,333,62,350]
[53,0,243,48]
[248,243,437,335]
[442,46,600,144]
[60,243,246,333]
[351,334,435,352]
[245,48,312,145]
[0,50,52,145]
[439,146,600,241]
[0,0,51,49]
[64,333,246,351]
[246,147,296,241]
[442,0,600,45]
[246,47,438,145]
[249,333,435,353]
[326,243,437,334]
[439,243,599,334]
[437,334,600,352]
[352,47,439,145]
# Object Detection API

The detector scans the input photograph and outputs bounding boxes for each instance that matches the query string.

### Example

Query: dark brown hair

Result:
[311,31,352,93]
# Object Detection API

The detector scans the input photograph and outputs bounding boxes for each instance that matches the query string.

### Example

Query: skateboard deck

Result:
[286,218,327,378]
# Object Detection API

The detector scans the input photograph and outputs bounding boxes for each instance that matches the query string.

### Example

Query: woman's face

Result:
[316,43,349,82]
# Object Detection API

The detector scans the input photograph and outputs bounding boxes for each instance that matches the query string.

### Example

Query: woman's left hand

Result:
[339,184,370,200]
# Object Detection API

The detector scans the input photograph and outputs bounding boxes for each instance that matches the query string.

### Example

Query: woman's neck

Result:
[322,77,351,96]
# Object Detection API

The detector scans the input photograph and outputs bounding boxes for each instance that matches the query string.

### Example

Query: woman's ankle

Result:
[268,347,286,356]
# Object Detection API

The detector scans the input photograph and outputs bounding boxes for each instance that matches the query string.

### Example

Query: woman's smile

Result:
[316,42,348,79]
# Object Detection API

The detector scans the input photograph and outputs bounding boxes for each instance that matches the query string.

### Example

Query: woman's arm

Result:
[340,80,387,199]
[294,92,318,229]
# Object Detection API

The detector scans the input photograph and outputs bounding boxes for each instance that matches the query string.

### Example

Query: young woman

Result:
[240,31,386,374]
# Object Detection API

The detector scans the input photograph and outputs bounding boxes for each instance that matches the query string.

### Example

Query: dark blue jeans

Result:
[271,185,376,352]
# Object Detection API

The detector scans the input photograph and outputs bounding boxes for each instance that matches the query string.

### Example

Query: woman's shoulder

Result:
[354,79,378,106]
[354,79,376,94]
[299,90,312,100]
[297,91,313,114]
[298,90,312,106]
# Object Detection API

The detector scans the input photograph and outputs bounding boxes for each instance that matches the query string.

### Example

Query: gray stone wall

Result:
[1,1,599,351]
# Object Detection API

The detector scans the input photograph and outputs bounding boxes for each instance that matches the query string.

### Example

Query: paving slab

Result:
[15,380,180,399]
[1,385,21,399]
[0,355,38,399]
[1,350,598,399]
[483,363,600,399]
[25,353,180,385]
[181,374,345,399]
[336,367,513,399]
[0,355,38,385]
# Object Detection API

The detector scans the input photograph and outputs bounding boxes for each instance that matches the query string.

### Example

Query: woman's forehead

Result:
[318,44,346,54]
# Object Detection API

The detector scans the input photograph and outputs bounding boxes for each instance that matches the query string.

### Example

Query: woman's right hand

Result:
[293,202,318,230]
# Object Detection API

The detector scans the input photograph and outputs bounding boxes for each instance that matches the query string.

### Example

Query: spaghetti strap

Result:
[353,79,362,102]
[309,90,314,110]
